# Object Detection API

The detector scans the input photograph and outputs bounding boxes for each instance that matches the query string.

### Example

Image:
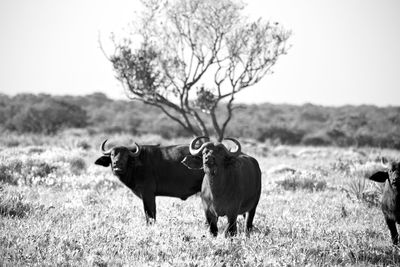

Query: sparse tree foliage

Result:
[107,0,291,140]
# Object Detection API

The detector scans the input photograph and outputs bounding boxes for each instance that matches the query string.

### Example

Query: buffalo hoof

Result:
[210,229,218,237]
[146,218,156,225]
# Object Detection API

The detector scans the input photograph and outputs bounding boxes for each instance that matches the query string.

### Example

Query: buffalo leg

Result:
[142,194,156,225]
[385,217,399,245]
[205,209,218,236]
[225,215,238,237]
[245,205,257,234]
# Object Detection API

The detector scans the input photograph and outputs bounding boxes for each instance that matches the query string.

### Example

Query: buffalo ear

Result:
[95,156,111,167]
[369,171,389,183]
[181,156,203,170]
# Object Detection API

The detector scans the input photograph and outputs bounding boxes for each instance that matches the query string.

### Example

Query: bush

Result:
[23,159,55,179]
[301,132,332,146]
[0,187,32,217]
[0,157,58,186]
[6,97,88,134]
[343,177,382,207]
[326,128,352,147]
[68,157,87,175]
[276,171,327,192]
[76,141,91,150]
[3,139,20,148]
[256,126,304,145]
[330,158,354,174]
[0,159,23,185]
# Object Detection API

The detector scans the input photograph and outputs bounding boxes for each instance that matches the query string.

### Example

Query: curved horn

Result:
[189,136,211,156]
[223,137,241,157]
[381,157,390,169]
[101,139,112,155]
[128,142,141,157]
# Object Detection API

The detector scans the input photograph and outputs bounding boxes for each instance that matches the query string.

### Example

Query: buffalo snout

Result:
[112,164,125,173]
[204,155,216,166]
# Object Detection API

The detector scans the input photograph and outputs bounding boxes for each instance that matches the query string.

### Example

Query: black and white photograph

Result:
[1,0,400,266]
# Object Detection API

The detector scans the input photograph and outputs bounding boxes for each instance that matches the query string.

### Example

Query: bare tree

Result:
[106,0,291,141]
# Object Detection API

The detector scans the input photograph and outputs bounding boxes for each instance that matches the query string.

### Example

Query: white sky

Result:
[0,0,399,106]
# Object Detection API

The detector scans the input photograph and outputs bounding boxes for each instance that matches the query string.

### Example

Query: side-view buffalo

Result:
[181,136,262,237]
[95,139,204,224]
[368,158,400,245]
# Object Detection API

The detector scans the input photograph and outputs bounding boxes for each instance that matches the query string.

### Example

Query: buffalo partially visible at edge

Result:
[369,158,400,245]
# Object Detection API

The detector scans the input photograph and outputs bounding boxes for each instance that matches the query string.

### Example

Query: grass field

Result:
[1,131,400,266]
